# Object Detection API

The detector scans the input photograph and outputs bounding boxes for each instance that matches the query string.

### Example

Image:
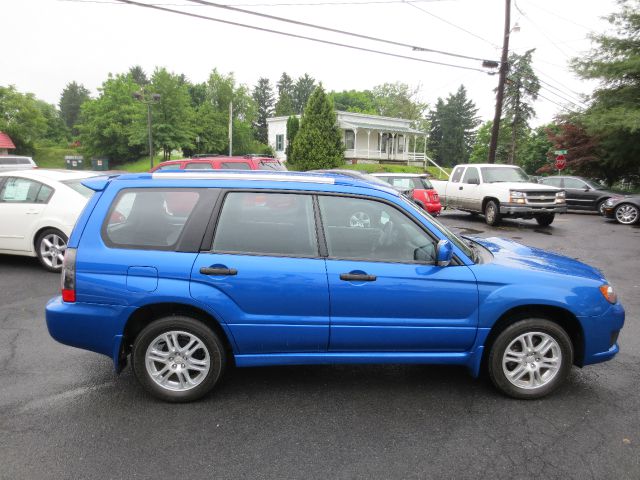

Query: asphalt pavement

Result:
[0,211,638,480]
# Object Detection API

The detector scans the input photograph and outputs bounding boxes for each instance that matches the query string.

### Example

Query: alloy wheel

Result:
[615,204,639,225]
[145,331,211,392]
[502,331,562,390]
[39,233,67,269]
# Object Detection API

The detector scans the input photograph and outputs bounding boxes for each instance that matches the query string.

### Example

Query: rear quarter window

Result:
[103,189,202,250]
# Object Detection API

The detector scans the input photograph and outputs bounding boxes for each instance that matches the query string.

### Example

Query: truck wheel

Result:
[535,214,555,227]
[488,318,573,399]
[132,316,226,402]
[484,200,501,226]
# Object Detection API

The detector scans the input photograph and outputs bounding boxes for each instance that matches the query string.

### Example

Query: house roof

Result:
[0,132,16,150]
[339,119,425,135]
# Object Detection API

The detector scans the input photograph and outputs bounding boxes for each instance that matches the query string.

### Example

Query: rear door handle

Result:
[340,273,377,282]
[200,266,237,276]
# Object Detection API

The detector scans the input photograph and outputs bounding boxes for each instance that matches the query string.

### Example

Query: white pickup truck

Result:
[431,163,567,226]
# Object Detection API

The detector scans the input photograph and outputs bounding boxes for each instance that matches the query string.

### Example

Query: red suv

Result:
[150,155,286,173]
[373,173,442,215]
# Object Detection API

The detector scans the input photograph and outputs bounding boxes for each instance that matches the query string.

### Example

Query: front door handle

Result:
[200,266,237,276]
[459,186,464,190]
[340,273,377,282]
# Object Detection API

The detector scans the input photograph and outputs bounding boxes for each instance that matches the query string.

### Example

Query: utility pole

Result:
[228,101,233,156]
[488,0,511,164]
[133,90,161,169]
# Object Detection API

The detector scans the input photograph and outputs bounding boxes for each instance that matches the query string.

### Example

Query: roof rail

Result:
[151,171,335,184]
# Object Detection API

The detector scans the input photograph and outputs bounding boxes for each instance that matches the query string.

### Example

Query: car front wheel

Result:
[614,203,639,225]
[488,319,573,399]
[36,228,68,272]
[133,316,226,402]
[535,214,555,227]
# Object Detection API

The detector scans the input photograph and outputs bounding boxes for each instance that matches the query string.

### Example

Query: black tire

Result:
[488,318,573,400]
[597,199,607,216]
[484,200,501,226]
[535,214,555,227]
[132,315,226,402]
[35,228,68,272]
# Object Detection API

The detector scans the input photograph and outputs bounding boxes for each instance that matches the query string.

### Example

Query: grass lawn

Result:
[340,163,451,179]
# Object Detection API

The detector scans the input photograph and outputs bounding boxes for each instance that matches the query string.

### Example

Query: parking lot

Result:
[1,211,638,479]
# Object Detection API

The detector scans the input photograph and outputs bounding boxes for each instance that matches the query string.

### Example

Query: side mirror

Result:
[584,187,590,192]
[435,239,453,267]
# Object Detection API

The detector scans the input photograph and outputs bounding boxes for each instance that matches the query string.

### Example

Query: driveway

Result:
[0,211,638,479]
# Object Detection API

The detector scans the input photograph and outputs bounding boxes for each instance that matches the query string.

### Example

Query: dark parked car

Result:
[538,176,621,214]
[602,195,640,225]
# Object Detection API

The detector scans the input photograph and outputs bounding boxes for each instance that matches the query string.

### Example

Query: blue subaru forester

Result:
[46,170,624,402]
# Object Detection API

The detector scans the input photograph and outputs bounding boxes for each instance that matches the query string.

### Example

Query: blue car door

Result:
[317,195,478,352]
[190,191,330,354]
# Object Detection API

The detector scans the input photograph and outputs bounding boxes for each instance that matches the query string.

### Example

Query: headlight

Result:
[509,190,526,204]
[605,198,615,206]
[599,284,617,304]
[555,190,566,204]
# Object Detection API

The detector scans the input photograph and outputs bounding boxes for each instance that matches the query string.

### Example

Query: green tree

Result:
[285,115,299,160]
[192,69,258,155]
[329,90,377,114]
[290,86,344,170]
[143,68,195,161]
[77,74,146,162]
[428,86,479,166]
[275,72,295,116]
[570,0,640,182]
[371,82,427,120]
[0,85,48,155]
[293,73,316,114]
[37,100,69,144]
[519,124,555,174]
[470,120,511,164]
[59,82,90,134]
[252,77,274,144]
[504,49,540,164]
[129,65,149,86]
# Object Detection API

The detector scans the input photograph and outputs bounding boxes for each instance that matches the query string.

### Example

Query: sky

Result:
[2,0,620,126]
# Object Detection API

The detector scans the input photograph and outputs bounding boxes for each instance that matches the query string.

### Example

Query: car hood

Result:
[487,182,560,191]
[472,236,606,283]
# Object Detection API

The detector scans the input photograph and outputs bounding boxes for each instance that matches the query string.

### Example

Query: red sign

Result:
[555,154,566,170]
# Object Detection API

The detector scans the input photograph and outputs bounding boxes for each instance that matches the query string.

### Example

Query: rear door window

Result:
[220,162,251,170]
[212,192,318,257]
[0,177,51,203]
[103,189,202,249]
[450,167,464,183]
[185,162,214,170]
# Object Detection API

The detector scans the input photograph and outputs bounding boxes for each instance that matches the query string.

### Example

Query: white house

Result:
[267,111,428,166]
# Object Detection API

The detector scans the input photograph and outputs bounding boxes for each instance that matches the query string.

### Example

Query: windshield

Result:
[258,160,287,171]
[61,179,94,199]
[481,167,530,183]
[398,196,475,260]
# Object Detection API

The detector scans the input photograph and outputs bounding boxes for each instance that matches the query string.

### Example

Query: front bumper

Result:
[580,302,625,366]
[602,206,616,219]
[500,203,567,215]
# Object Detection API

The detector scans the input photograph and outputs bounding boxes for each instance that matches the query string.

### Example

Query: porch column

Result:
[367,130,371,159]
[353,128,358,159]
[379,132,382,159]
[403,135,407,160]
[423,135,428,170]
[392,133,397,160]
[413,134,417,161]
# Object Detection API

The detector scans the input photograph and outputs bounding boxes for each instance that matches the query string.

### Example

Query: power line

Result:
[533,68,587,104]
[183,0,496,63]
[520,0,592,31]
[60,0,450,5]
[404,1,500,49]
[537,77,588,107]
[113,0,492,73]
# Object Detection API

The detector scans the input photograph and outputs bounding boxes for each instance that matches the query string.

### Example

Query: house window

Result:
[344,130,355,150]
[275,134,284,152]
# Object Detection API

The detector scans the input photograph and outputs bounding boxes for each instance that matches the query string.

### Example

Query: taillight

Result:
[61,248,77,303]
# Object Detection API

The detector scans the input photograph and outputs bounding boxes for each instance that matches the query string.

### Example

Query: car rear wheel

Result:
[133,316,226,402]
[488,319,573,399]
[535,214,555,227]
[35,228,68,272]
[484,200,501,226]
[615,203,639,225]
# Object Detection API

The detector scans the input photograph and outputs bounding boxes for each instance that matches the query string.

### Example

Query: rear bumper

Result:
[46,296,133,369]
[500,203,567,215]
[425,202,442,215]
